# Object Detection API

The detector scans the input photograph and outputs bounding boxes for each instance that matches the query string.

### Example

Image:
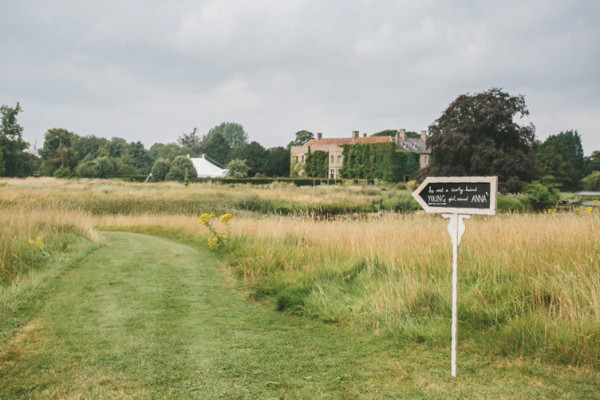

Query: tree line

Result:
[0,108,291,180]
[1,88,599,192]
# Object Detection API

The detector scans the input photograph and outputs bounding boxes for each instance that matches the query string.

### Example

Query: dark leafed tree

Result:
[584,150,600,176]
[264,146,290,177]
[0,102,30,177]
[535,130,584,191]
[228,141,268,177]
[206,122,248,149]
[165,155,198,181]
[423,88,536,192]
[204,131,231,166]
[288,130,314,147]
[178,127,203,156]
[39,128,79,175]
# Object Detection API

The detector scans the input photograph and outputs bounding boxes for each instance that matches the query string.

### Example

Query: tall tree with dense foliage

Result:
[423,88,536,192]
[0,102,31,177]
[204,132,230,166]
[39,128,78,175]
[584,150,600,176]
[206,122,248,149]
[288,130,314,147]
[535,130,584,190]
[225,158,250,178]
[148,143,191,163]
[264,146,290,177]
[229,141,268,177]
[178,127,203,155]
[165,155,197,181]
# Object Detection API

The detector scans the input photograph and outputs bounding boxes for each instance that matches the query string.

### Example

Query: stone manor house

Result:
[290,129,431,180]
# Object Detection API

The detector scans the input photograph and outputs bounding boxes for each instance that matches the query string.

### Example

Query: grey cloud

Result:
[1,0,599,153]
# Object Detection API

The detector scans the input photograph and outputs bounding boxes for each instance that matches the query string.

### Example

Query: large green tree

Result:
[534,130,584,191]
[39,128,78,175]
[165,155,197,181]
[288,130,314,147]
[225,158,250,178]
[0,102,31,177]
[229,141,268,177]
[148,143,191,163]
[178,127,203,156]
[584,150,600,176]
[264,146,290,177]
[206,122,248,149]
[204,132,231,166]
[423,88,536,192]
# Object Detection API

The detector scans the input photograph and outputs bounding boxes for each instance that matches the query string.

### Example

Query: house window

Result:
[295,156,299,163]
[337,155,342,164]
[330,155,334,164]
[301,155,305,163]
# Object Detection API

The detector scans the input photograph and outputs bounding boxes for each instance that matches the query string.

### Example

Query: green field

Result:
[1,178,598,399]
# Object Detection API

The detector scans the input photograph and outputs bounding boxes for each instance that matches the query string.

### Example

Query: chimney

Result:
[317,132,322,140]
[352,130,359,140]
[398,129,406,141]
[420,130,427,141]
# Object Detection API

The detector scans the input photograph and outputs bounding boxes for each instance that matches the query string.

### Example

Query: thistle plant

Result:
[198,213,232,251]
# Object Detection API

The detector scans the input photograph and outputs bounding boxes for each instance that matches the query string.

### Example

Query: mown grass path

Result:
[1,232,598,399]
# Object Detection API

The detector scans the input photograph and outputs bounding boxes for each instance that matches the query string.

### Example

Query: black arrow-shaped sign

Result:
[412,176,497,215]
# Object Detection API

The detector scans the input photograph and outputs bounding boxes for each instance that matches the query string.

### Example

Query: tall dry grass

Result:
[220,212,599,366]
[93,211,600,366]
[0,207,97,284]
[2,178,598,366]
[0,177,382,216]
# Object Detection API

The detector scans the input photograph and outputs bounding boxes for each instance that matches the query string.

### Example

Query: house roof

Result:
[397,137,430,153]
[305,136,393,147]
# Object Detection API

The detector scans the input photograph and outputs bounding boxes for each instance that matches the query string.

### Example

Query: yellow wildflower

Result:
[207,237,219,250]
[27,236,45,249]
[198,213,215,226]
[219,213,232,223]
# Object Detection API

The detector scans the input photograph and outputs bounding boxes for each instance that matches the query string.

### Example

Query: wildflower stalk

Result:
[198,213,232,251]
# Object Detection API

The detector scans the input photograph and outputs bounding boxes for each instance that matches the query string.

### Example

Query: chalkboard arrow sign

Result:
[412,176,497,215]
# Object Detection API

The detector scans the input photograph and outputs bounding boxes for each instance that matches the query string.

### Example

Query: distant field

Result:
[1,178,598,377]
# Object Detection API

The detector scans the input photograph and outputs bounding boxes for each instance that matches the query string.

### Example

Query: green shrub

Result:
[166,156,197,181]
[151,158,171,181]
[497,195,528,212]
[522,182,560,211]
[53,165,72,179]
[76,161,99,178]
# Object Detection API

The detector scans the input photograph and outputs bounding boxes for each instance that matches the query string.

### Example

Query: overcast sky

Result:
[1,1,599,155]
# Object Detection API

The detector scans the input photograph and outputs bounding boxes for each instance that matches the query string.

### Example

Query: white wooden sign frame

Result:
[412,176,497,377]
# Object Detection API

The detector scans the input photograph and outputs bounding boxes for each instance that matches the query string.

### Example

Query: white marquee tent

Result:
[189,154,228,178]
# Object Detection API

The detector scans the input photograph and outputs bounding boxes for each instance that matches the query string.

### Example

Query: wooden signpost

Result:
[412,176,497,377]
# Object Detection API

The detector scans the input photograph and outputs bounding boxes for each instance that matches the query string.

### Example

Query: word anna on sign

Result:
[412,176,497,215]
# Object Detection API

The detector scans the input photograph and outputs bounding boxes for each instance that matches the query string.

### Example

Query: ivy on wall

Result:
[340,142,419,182]
[305,149,329,178]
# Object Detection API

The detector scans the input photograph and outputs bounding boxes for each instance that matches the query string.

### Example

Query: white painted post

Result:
[412,176,497,377]
[442,213,470,377]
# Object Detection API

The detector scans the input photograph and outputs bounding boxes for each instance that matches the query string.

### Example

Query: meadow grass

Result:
[0,208,96,285]
[4,231,596,399]
[2,178,598,369]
